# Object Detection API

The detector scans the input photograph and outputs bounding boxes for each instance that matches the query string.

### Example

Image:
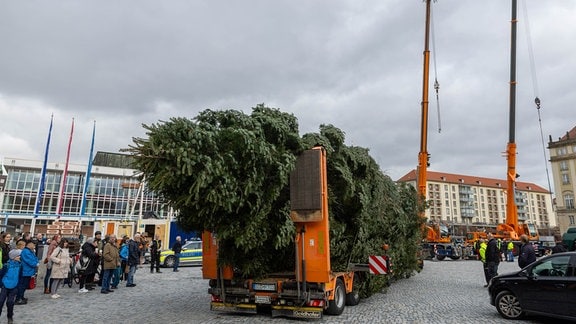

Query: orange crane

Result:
[498,0,539,242]
[417,0,431,212]
[467,0,539,249]
[417,0,460,260]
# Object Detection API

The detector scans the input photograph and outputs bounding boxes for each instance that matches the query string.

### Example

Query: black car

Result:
[488,252,576,321]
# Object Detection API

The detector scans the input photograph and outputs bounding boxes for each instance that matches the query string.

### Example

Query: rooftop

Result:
[560,125,576,141]
[397,169,549,193]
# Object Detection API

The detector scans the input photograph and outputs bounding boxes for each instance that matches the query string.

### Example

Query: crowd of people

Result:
[0,233,40,324]
[474,233,569,287]
[0,230,177,323]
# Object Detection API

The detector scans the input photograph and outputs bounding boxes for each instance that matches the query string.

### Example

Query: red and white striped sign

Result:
[369,255,389,275]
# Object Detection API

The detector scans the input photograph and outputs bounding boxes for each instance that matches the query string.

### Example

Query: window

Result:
[531,255,570,277]
[558,147,568,155]
[569,215,575,225]
[565,194,575,209]
[560,161,569,171]
[562,173,571,185]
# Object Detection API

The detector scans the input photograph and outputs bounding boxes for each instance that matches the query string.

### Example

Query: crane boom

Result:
[505,0,519,233]
[499,0,539,242]
[417,0,432,212]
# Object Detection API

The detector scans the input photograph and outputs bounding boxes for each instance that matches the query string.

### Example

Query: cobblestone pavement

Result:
[7,260,569,323]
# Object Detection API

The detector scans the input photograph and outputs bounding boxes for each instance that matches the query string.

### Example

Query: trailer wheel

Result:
[345,274,361,306]
[326,278,346,315]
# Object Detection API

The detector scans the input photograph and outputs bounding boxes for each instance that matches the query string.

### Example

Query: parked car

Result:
[159,240,202,268]
[488,252,576,321]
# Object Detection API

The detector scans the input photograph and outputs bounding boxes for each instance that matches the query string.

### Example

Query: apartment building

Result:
[397,170,555,229]
[549,125,576,233]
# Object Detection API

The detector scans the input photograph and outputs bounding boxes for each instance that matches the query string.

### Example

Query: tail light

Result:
[307,299,324,307]
[211,295,223,303]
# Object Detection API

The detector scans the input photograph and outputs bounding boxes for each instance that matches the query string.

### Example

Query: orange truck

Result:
[465,222,540,257]
[423,223,462,260]
[202,147,390,319]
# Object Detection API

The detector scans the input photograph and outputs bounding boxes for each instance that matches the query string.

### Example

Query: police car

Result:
[159,240,202,268]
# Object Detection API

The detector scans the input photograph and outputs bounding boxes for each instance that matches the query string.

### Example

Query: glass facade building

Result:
[0,152,168,221]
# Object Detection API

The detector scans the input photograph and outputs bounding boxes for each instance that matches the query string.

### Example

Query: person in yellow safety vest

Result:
[478,239,489,287]
[507,240,514,262]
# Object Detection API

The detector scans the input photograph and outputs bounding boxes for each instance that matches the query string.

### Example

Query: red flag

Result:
[57,118,74,217]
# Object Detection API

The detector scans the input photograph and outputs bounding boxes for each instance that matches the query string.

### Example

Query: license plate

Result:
[255,295,271,304]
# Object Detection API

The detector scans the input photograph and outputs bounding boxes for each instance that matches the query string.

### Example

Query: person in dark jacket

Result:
[149,235,162,274]
[552,241,568,254]
[78,238,99,293]
[172,236,182,272]
[485,233,500,284]
[0,233,12,287]
[126,234,140,287]
[518,234,537,268]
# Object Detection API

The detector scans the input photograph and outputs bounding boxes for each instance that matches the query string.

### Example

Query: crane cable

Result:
[522,1,553,197]
[430,2,441,133]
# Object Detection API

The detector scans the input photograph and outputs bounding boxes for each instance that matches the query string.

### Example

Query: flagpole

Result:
[79,121,96,220]
[57,118,74,219]
[31,115,54,235]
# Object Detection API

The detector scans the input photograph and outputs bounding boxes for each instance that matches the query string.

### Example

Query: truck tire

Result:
[436,255,446,261]
[326,278,346,315]
[345,274,361,306]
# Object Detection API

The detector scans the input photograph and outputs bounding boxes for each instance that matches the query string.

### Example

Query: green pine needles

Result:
[127,104,425,297]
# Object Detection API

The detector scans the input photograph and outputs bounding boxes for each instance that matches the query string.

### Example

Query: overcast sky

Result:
[1,0,574,194]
